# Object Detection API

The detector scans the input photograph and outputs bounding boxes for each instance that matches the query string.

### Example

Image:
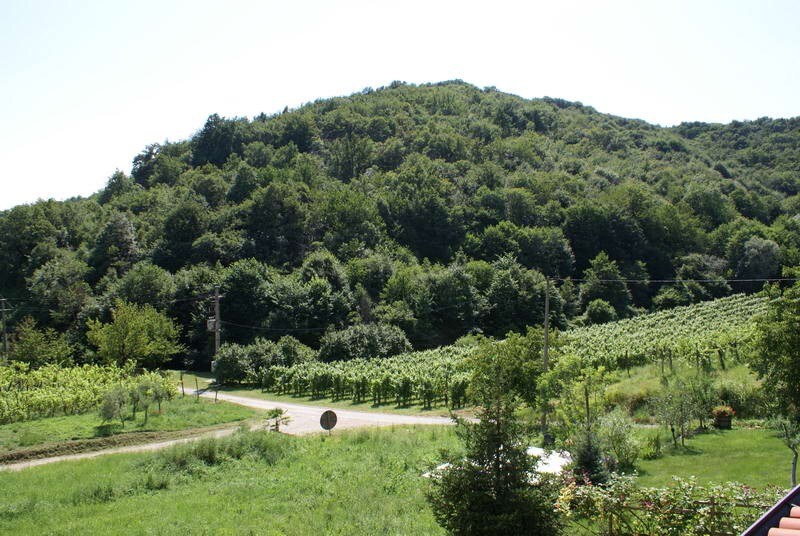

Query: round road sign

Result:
[320,410,337,431]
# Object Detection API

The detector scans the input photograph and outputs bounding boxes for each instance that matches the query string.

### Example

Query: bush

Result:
[427,403,563,535]
[641,432,663,460]
[570,433,610,484]
[714,379,764,418]
[212,344,251,384]
[584,299,617,325]
[100,385,129,427]
[427,346,564,535]
[598,409,640,471]
[10,317,74,368]
[213,336,316,385]
[318,323,411,362]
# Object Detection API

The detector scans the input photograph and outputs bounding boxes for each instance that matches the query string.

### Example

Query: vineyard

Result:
[264,346,473,409]
[0,363,175,424]
[562,293,768,370]
[253,294,769,409]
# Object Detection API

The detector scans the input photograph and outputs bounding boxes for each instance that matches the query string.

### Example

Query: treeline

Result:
[1,80,798,368]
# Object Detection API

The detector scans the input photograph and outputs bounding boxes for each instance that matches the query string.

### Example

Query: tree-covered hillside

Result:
[1,80,798,368]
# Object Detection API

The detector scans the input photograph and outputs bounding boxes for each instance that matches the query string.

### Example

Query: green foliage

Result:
[752,281,800,418]
[10,317,74,368]
[266,346,472,408]
[153,429,289,471]
[563,293,766,370]
[2,82,799,366]
[0,363,174,424]
[579,252,632,316]
[558,474,784,536]
[86,300,183,369]
[427,349,563,536]
[318,323,411,362]
[264,407,291,432]
[88,212,139,277]
[570,432,610,485]
[107,262,175,308]
[99,385,129,426]
[598,409,640,471]
[212,336,315,385]
[584,298,617,325]
[653,378,699,447]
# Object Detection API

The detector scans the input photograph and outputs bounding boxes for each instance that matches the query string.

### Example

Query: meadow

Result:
[0,425,790,535]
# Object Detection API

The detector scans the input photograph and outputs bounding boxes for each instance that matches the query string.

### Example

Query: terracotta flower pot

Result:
[714,414,732,429]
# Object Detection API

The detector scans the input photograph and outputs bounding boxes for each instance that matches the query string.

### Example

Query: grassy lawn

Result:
[174,370,465,418]
[0,426,458,535]
[0,396,259,454]
[635,427,792,488]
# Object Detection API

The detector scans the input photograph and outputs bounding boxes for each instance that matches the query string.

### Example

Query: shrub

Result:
[598,409,640,471]
[213,336,316,385]
[570,433,610,484]
[100,385,129,427]
[641,432,663,460]
[10,317,74,368]
[212,343,251,384]
[711,405,735,418]
[318,323,411,362]
[584,299,617,325]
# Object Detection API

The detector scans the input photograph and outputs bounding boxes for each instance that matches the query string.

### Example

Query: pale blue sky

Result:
[1,0,798,209]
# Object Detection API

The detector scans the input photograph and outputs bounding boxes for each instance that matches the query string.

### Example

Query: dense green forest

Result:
[1,80,799,368]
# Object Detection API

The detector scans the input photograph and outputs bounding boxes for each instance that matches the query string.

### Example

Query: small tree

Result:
[100,385,129,428]
[136,380,155,425]
[770,418,800,486]
[426,349,563,535]
[653,379,698,447]
[87,300,183,369]
[752,280,800,419]
[265,408,291,432]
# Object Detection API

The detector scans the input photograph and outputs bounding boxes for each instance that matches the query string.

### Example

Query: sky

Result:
[1,0,798,210]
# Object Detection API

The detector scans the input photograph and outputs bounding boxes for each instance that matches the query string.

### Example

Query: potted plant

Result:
[712,405,735,429]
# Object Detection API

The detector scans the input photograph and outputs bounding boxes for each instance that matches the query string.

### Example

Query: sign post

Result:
[320,410,337,435]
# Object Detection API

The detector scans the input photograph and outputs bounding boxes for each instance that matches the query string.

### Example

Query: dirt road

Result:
[0,391,453,472]
[195,390,453,434]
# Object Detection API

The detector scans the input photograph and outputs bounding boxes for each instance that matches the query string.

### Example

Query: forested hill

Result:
[1,80,798,367]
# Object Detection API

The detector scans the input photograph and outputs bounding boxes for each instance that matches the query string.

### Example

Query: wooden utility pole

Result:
[543,277,550,372]
[0,297,9,361]
[541,278,552,446]
[213,286,221,355]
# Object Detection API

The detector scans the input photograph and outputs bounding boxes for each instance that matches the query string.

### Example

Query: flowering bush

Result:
[712,405,736,418]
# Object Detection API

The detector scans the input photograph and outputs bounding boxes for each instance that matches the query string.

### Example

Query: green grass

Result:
[0,426,458,535]
[605,362,761,419]
[0,396,259,454]
[635,427,792,488]
[0,423,791,534]
[175,370,464,417]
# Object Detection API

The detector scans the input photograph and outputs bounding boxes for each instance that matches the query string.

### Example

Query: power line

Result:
[554,277,800,284]
[220,320,329,333]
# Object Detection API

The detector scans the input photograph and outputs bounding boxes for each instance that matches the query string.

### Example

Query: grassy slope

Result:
[605,363,760,419]
[0,426,458,535]
[0,425,789,534]
[0,397,258,454]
